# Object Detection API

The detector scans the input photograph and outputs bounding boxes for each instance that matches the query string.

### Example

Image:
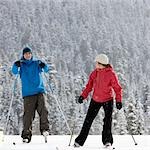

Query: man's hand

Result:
[39,62,46,68]
[14,60,21,67]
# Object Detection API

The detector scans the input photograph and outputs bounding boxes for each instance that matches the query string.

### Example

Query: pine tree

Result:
[126,92,138,135]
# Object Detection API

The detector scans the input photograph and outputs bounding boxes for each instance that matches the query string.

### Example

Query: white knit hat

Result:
[95,54,109,65]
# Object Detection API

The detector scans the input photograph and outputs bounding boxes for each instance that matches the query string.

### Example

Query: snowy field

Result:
[0,135,150,150]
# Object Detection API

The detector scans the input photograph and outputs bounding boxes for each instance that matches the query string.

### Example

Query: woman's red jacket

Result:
[81,66,122,103]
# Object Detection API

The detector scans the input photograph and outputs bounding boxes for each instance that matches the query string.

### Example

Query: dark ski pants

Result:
[21,93,49,140]
[75,99,113,146]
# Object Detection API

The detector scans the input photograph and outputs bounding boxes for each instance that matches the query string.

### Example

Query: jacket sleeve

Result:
[12,63,19,75]
[81,70,96,100]
[111,72,122,102]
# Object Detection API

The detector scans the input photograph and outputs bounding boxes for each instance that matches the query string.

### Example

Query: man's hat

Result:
[23,47,32,55]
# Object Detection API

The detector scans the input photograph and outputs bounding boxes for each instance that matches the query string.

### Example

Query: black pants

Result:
[75,99,113,146]
[21,93,49,140]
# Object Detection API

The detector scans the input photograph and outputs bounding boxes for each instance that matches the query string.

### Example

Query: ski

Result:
[12,141,30,145]
[56,145,115,150]
[12,135,48,145]
[104,146,115,150]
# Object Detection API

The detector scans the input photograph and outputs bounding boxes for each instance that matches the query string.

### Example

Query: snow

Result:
[0,135,150,150]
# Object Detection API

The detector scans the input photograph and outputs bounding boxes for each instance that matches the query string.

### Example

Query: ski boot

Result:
[22,136,31,143]
[74,142,81,148]
[104,143,113,149]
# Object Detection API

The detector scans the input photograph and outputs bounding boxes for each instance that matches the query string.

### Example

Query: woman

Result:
[74,54,122,148]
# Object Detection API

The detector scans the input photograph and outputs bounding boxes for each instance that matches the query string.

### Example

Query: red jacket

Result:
[81,65,122,103]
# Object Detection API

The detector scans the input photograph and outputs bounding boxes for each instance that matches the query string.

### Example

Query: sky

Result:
[0,135,150,150]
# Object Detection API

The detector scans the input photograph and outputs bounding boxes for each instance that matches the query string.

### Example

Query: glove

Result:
[14,60,21,67]
[39,62,46,68]
[116,102,122,110]
[76,96,84,104]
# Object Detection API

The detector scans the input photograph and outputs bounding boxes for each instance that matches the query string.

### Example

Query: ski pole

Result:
[44,73,72,134]
[68,121,75,146]
[123,109,138,145]
[4,72,19,134]
[68,97,83,146]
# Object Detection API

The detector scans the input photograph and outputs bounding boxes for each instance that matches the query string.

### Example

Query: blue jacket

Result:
[12,57,49,97]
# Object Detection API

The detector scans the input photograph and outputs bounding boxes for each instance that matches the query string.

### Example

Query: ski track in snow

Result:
[0,135,150,150]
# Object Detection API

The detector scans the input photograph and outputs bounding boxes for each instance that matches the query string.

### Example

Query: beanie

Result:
[95,54,109,65]
[23,47,32,55]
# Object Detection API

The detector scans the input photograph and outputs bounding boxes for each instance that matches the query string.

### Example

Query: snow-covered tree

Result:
[0,0,150,135]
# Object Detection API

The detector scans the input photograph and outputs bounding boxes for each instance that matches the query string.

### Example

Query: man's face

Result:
[23,52,32,60]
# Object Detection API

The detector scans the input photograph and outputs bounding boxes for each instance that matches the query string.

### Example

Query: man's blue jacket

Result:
[12,57,49,97]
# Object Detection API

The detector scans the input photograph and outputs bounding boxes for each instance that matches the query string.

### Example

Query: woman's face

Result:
[95,62,105,69]
[23,52,32,60]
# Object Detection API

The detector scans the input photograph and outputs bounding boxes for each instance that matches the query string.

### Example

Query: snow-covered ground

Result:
[0,135,150,150]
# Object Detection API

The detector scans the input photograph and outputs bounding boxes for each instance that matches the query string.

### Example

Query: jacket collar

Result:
[96,64,113,72]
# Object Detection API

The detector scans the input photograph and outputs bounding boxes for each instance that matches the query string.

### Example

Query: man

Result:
[12,47,49,143]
